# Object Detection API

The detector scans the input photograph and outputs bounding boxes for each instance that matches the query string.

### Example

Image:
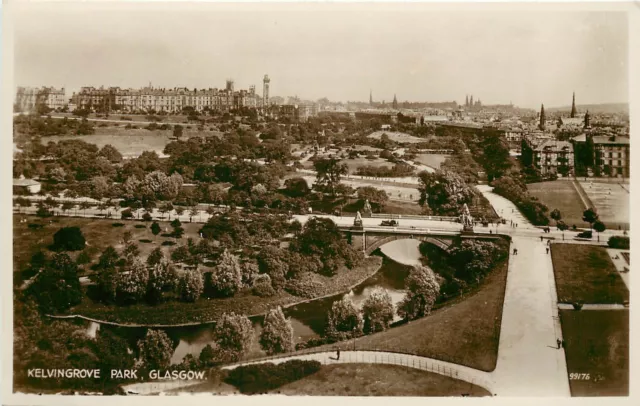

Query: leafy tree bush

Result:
[213,313,254,363]
[492,176,549,225]
[252,274,276,297]
[397,265,440,321]
[52,227,86,251]
[224,360,321,394]
[608,236,630,249]
[283,177,310,197]
[27,253,82,313]
[178,270,204,302]
[147,260,178,303]
[362,288,394,334]
[260,307,295,355]
[256,246,289,289]
[136,329,173,370]
[417,170,475,216]
[326,297,363,340]
[117,256,149,303]
[205,250,242,297]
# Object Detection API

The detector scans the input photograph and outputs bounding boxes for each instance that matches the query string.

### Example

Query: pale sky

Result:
[11,2,629,109]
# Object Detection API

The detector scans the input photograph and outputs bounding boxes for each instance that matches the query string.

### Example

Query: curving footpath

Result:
[221,350,496,394]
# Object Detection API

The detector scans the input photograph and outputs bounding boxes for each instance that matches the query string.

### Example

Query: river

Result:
[89,239,423,364]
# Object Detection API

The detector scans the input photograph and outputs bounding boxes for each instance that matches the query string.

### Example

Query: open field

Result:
[577,180,629,229]
[559,310,628,396]
[368,131,425,144]
[312,258,509,372]
[413,153,449,169]
[274,363,491,396]
[550,244,629,304]
[527,181,588,228]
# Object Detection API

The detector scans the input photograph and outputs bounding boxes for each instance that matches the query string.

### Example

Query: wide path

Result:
[476,184,533,228]
[491,235,570,396]
[221,350,495,394]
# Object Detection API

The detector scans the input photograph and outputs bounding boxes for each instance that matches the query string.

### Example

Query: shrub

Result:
[284,272,324,298]
[138,239,152,244]
[326,297,363,340]
[28,223,44,230]
[608,236,630,250]
[260,307,295,355]
[178,270,204,302]
[52,227,86,251]
[252,274,276,297]
[112,223,125,227]
[161,241,176,246]
[224,360,321,394]
[134,224,146,229]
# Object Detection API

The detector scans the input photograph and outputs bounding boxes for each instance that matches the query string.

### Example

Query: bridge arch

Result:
[365,234,452,255]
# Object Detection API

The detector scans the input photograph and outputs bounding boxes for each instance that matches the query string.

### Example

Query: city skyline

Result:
[12,3,629,109]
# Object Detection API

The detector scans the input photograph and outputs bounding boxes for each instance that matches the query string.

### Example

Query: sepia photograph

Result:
[2,0,635,403]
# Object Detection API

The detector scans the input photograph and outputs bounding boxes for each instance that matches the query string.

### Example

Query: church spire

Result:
[539,104,546,130]
[392,94,398,109]
[571,92,577,118]
[369,89,373,105]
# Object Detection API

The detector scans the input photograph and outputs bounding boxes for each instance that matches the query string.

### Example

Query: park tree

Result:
[582,208,599,230]
[206,250,243,297]
[147,259,178,303]
[151,221,161,240]
[92,246,120,302]
[98,144,123,163]
[256,246,289,289]
[198,344,219,367]
[356,186,389,212]
[136,329,173,370]
[52,227,86,251]
[213,313,254,363]
[27,253,82,313]
[479,133,512,180]
[178,270,204,302]
[417,170,475,216]
[313,157,348,196]
[146,247,164,267]
[123,241,140,258]
[241,261,259,286]
[593,220,606,242]
[117,256,149,303]
[283,177,310,197]
[260,306,295,355]
[397,265,440,321]
[326,297,363,340]
[173,124,183,139]
[362,288,395,334]
[550,209,562,224]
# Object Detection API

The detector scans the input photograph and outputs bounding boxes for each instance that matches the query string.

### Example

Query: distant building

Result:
[298,103,318,122]
[572,134,630,177]
[532,140,574,176]
[15,86,66,112]
[13,178,41,194]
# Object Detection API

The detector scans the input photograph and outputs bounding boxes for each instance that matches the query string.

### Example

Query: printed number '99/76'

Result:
[569,373,590,380]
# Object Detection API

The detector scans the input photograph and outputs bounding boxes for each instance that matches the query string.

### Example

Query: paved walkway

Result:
[222,350,495,393]
[475,185,533,228]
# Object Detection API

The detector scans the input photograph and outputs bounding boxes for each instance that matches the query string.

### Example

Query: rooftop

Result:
[13,178,41,187]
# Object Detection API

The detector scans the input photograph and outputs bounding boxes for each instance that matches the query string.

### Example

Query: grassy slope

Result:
[551,244,628,304]
[314,258,508,372]
[559,310,629,396]
[527,181,588,228]
[274,363,491,396]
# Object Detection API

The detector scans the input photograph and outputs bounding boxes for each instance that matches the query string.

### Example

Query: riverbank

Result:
[54,257,383,327]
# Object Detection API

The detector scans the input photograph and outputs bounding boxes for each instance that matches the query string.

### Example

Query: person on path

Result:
[541,236,543,242]
[546,247,550,254]
[557,339,561,349]
[336,348,340,360]
[513,248,517,255]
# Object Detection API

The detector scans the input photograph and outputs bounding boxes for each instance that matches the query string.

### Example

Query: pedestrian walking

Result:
[540,236,543,242]
[513,248,517,255]
[557,339,561,349]
[336,348,340,360]
[546,247,550,254]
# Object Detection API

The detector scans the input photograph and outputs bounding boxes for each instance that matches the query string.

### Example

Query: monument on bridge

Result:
[362,199,373,218]
[353,210,364,228]
[460,203,474,232]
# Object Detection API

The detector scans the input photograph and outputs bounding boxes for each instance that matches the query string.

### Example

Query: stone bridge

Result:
[340,226,502,255]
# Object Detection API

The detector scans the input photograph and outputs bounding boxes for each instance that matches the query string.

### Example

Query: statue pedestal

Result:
[462,225,474,234]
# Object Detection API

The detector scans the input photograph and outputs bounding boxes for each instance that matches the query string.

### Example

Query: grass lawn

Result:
[69,257,382,325]
[313,258,509,372]
[273,364,491,396]
[559,310,628,396]
[413,153,449,169]
[367,131,424,144]
[527,181,588,228]
[551,244,628,304]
